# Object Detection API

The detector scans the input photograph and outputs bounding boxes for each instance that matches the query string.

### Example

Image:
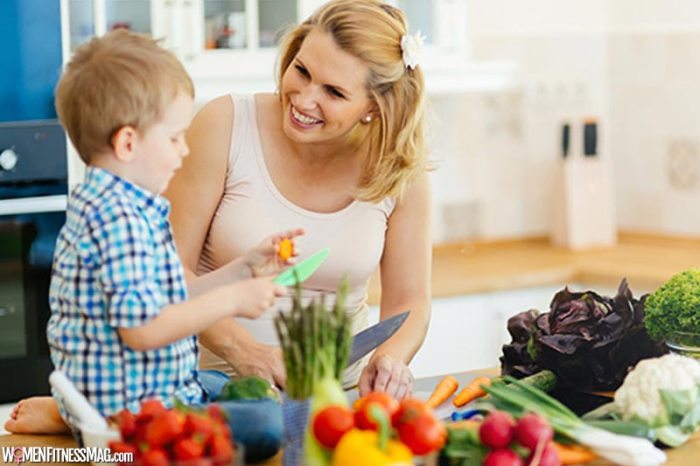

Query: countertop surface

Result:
[3,233,700,464]
[367,233,700,304]
[2,368,700,466]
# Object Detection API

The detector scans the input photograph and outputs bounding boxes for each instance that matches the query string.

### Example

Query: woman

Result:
[167,0,432,399]
[4,0,431,435]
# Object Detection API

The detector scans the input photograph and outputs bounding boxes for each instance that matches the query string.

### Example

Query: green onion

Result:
[484,377,667,466]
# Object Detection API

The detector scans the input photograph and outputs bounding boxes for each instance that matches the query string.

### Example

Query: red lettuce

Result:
[500,279,667,392]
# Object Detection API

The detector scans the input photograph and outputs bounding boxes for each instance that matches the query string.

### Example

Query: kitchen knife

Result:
[273,247,329,286]
[347,310,410,366]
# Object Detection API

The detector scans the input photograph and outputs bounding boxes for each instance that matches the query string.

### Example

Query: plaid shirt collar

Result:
[85,166,171,220]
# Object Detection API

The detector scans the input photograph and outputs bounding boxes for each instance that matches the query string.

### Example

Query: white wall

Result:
[433,0,700,241]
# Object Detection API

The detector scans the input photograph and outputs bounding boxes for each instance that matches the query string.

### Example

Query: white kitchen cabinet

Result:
[64,0,487,99]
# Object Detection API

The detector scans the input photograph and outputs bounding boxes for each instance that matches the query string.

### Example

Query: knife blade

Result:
[347,310,410,367]
[273,247,329,286]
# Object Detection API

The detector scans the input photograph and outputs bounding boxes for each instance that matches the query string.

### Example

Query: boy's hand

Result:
[230,277,286,319]
[244,228,305,277]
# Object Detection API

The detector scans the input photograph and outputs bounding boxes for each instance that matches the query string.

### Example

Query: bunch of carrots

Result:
[425,375,492,409]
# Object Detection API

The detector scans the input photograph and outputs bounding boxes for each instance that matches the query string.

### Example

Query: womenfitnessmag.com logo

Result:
[2,446,133,464]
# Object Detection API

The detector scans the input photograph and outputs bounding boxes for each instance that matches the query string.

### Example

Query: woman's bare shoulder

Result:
[194,94,234,129]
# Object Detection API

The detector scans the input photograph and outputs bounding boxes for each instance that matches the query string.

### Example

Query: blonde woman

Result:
[167,0,432,399]
[5,0,432,435]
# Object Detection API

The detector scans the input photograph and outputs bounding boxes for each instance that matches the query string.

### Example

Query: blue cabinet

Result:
[0,0,63,123]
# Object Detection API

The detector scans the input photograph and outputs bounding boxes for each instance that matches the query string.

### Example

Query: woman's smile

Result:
[289,104,323,129]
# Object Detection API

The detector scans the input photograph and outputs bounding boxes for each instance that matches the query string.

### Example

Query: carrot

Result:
[452,376,492,407]
[425,375,459,408]
[551,442,598,465]
[278,238,294,261]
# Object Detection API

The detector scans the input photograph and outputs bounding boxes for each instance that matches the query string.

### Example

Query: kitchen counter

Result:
[367,233,700,304]
[2,366,699,466]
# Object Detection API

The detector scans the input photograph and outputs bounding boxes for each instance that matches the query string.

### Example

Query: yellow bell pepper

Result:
[332,429,413,466]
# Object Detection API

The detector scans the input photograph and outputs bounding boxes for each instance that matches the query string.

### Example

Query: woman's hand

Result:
[242,228,305,278]
[358,353,414,400]
[231,341,287,389]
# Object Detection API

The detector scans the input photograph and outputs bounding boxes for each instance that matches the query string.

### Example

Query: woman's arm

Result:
[358,173,432,398]
[164,95,286,386]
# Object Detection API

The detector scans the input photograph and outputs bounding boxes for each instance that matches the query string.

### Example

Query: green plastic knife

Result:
[273,247,330,286]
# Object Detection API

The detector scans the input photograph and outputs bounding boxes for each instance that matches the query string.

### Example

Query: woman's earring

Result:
[362,115,373,124]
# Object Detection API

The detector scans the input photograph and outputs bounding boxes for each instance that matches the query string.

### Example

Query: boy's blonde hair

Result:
[277,0,429,202]
[55,29,194,163]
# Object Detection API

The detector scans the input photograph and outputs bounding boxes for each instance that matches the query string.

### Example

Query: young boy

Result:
[40,29,299,428]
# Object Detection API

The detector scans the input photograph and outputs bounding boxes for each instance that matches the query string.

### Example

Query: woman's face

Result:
[280,28,374,146]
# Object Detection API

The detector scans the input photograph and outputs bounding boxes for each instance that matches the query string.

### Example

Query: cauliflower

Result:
[614,354,700,424]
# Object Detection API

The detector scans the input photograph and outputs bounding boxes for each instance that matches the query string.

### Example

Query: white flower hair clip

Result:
[400,31,425,70]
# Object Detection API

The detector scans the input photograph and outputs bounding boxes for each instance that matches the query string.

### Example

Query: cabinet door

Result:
[104,0,152,34]
[67,0,95,51]
[202,0,297,51]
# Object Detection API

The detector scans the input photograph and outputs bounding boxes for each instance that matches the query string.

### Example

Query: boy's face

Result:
[131,92,194,194]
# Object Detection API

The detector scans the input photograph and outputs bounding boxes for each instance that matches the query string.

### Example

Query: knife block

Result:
[551,120,617,250]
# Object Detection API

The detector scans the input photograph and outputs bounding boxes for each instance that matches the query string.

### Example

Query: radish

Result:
[527,443,561,466]
[479,411,516,449]
[514,413,553,450]
[483,449,524,466]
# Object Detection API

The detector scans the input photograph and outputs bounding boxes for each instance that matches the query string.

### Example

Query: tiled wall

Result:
[430,1,700,242]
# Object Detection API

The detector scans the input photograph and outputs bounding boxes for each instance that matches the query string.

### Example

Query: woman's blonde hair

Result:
[277,0,429,202]
[55,29,194,163]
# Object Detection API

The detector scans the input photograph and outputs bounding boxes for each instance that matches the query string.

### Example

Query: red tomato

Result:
[392,398,431,427]
[108,440,138,456]
[184,412,216,442]
[140,449,169,466]
[207,435,234,464]
[312,405,355,449]
[174,438,205,461]
[145,410,185,447]
[353,392,399,430]
[396,413,447,455]
[206,404,226,423]
[479,411,516,449]
[139,399,167,419]
[112,409,137,440]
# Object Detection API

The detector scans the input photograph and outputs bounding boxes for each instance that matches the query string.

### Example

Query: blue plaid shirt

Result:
[47,167,204,424]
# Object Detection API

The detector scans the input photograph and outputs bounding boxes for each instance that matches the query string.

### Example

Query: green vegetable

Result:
[273,274,353,466]
[440,425,488,466]
[273,275,351,399]
[217,376,278,401]
[644,269,700,342]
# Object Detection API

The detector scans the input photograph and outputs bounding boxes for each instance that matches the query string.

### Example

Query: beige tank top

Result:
[197,94,396,386]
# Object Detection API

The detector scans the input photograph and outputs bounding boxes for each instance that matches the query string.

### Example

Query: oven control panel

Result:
[0,148,18,171]
[0,120,67,183]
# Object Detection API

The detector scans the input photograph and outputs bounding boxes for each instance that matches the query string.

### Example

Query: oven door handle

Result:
[0,194,67,215]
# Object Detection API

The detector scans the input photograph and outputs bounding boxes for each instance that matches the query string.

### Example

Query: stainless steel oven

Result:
[1,0,66,402]
[0,121,67,402]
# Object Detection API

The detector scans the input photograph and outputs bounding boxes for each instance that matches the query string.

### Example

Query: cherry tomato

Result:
[353,392,399,430]
[396,413,447,455]
[173,438,205,461]
[312,405,355,449]
[392,398,431,427]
